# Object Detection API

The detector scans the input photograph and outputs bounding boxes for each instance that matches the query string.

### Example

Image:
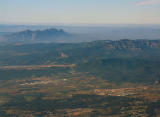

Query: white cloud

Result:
[138,0,160,5]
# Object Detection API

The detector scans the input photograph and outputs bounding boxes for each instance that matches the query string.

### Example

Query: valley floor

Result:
[0,71,160,117]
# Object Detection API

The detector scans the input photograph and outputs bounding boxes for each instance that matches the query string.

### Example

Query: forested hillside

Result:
[0,39,160,83]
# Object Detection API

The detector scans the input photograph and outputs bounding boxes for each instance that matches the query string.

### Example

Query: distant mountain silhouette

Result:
[4,28,70,43]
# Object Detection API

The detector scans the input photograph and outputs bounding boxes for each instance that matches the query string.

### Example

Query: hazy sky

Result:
[0,0,160,25]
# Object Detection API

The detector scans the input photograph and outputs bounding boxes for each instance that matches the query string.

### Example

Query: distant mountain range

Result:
[2,28,70,43]
[1,25,160,42]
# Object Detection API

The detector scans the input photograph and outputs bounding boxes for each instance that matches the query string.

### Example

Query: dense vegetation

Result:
[0,94,151,117]
[0,39,160,83]
[0,67,71,80]
[77,58,160,83]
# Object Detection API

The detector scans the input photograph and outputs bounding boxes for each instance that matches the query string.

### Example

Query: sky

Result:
[0,0,160,25]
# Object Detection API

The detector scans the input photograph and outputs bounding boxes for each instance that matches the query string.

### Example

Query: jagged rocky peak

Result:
[5,28,69,42]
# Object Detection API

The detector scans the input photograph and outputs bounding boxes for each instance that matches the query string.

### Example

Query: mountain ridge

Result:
[3,28,69,43]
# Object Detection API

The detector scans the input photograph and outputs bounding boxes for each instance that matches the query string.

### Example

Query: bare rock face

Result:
[96,39,160,50]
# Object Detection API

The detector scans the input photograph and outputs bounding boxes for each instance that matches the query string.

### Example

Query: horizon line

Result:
[1,23,160,27]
